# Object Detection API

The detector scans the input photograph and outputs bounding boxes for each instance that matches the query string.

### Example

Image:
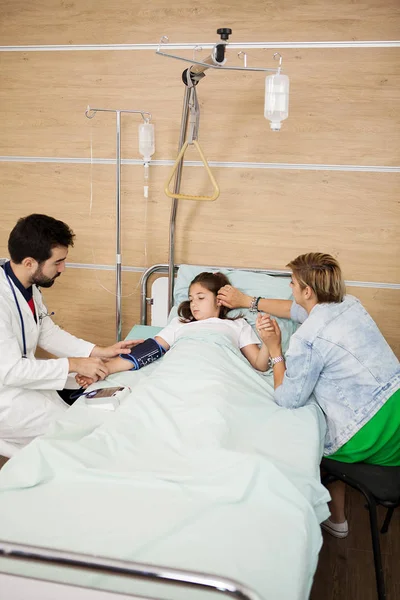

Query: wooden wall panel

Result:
[0,49,399,165]
[0,162,171,269]
[173,169,400,284]
[37,270,400,357]
[0,0,399,45]
[31,266,399,357]
[38,268,142,347]
[0,0,399,355]
[0,163,398,283]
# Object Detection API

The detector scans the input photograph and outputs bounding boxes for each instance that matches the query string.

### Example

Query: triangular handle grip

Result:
[164,140,220,202]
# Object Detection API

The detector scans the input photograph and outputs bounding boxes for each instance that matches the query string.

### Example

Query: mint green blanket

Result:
[0,329,329,600]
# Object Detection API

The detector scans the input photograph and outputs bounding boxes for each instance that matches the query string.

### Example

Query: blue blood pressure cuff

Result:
[120,338,166,370]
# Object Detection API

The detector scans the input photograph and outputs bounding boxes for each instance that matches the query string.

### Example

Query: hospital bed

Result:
[0,263,330,600]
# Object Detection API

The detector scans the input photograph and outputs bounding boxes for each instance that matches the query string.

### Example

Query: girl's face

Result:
[189,283,220,321]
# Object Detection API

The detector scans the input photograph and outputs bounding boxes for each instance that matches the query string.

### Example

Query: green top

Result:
[326,387,400,466]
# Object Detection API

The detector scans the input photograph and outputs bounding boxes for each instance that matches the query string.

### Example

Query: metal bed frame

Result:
[0,265,289,600]
[0,264,291,599]
[0,541,262,600]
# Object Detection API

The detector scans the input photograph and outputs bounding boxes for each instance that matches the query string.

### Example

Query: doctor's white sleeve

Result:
[38,312,95,358]
[0,315,70,390]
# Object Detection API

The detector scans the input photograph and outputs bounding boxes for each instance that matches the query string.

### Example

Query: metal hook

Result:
[193,45,203,61]
[273,52,283,72]
[157,35,169,52]
[237,51,248,68]
[85,106,152,123]
[141,111,152,123]
[85,105,97,119]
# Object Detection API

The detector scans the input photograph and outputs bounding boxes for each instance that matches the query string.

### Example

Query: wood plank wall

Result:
[0,0,399,355]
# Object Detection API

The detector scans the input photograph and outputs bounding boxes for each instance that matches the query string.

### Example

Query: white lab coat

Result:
[0,267,95,454]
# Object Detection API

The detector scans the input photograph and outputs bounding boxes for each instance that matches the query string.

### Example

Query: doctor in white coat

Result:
[0,214,138,456]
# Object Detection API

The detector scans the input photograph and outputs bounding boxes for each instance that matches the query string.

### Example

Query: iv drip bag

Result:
[139,122,155,198]
[264,73,289,131]
[139,122,155,161]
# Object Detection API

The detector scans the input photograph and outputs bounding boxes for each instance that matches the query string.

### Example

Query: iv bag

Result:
[139,122,155,161]
[264,73,289,131]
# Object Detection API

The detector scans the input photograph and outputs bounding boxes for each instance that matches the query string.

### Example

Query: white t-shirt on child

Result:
[158,317,260,349]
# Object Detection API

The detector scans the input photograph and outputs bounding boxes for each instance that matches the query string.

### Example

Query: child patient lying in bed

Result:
[76,272,270,388]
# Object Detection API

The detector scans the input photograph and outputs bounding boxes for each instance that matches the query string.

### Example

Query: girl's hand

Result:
[256,314,282,351]
[75,374,97,389]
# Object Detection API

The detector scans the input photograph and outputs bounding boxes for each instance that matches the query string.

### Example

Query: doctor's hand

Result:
[91,340,144,359]
[68,357,108,381]
[217,285,250,310]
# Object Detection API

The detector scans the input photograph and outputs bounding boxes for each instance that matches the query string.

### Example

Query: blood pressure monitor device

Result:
[84,386,131,410]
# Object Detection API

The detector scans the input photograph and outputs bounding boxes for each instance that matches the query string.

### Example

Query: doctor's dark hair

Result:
[287,252,346,304]
[8,214,75,264]
[178,271,236,322]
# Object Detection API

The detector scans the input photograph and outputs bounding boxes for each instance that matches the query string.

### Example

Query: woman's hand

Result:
[91,339,144,359]
[256,314,282,354]
[217,285,250,309]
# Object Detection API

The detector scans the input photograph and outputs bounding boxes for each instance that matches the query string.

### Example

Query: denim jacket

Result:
[274,295,400,454]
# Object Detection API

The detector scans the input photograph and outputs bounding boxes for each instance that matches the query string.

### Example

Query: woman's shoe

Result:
[321,518,349,538]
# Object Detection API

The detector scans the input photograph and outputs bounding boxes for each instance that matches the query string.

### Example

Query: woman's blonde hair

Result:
[287,253,346,303]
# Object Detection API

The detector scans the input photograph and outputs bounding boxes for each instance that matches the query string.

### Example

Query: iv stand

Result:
[156,29,282,311]
[85,106,152,341]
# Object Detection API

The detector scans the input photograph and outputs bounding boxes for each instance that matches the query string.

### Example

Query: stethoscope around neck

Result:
[5,271,53,359]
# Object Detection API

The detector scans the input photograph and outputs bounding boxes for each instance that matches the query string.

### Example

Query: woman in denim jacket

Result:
[217,253,400,538]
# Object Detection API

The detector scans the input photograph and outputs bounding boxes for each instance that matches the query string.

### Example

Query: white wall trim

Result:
[0,156,399,173]
[0,41,399,52]
[1,259,398,288]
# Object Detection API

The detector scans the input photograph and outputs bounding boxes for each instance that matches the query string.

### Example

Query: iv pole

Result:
[159,28,232,311]
[156,29,283,311]
[85,106,152,341]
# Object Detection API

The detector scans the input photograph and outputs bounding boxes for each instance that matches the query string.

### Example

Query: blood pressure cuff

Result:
[120,338,166,370]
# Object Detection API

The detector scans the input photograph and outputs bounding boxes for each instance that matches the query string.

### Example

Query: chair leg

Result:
[366,497,386,600]
[380,507,394,535]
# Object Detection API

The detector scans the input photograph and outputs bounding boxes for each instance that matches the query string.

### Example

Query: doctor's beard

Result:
[31,265,61,288]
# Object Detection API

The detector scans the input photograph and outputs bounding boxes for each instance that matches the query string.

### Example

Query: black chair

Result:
[321,458,400,600]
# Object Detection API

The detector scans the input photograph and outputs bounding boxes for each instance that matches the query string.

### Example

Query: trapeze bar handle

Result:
[164,140,220,202]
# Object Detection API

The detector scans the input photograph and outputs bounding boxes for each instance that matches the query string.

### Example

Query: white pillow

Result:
[171,264,298,354]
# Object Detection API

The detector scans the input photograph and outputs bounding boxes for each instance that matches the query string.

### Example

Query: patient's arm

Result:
[155,336,170,351]
[76,336,170,387]
[217,286,292,319]
[78,336,170,382]
[241,342,270,372]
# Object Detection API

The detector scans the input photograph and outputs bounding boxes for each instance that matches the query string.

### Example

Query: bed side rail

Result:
[0,541,263,600]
